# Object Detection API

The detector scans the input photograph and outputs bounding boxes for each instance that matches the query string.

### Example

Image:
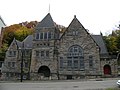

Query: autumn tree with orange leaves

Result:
[0,21,37,60]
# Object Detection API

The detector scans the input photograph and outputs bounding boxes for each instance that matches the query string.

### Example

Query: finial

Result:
[49,4,50,13]
[74,15,76,18]
[100,31,103,36]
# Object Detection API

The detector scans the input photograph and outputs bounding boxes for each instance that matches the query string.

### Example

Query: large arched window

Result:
[67,45,84,70]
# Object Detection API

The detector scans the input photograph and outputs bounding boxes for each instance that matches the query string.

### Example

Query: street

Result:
[0,79,118,90]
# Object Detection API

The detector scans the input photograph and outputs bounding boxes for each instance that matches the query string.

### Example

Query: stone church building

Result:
[1,13,118,80]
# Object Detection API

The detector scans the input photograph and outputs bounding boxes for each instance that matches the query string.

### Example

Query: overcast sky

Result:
[0,0,120,35]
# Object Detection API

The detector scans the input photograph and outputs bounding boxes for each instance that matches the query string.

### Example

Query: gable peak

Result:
[35,13,55,29]
[67,15,84,29]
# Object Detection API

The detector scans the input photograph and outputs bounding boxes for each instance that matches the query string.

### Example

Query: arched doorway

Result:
[103,65,111,75]
[38,66,50,77]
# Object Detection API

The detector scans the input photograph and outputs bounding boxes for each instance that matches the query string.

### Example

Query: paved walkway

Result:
[0,78,119,90]
[0,77,119,83]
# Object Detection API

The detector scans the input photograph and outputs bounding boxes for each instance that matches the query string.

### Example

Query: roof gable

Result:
[8,35,33,50]
[91,35,108,54]
[22,35,33,48]
[60,15,89,39]
[67,15,84,29]
[35,13,55,29]
[8,38,21,50]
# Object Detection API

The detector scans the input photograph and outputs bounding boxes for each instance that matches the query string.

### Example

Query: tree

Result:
[104,25,120,55]
[104,35,118,54]
[0,43,8,61]
[111,30,120,52]
[1,22,35,61]
[14,26,34,41]
[2,24,21,45]
[2,24,34,45]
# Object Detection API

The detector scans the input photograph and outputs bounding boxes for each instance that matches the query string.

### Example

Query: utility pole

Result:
[20,28,25,82]
[21,42,24,82]
[56,49,60,80]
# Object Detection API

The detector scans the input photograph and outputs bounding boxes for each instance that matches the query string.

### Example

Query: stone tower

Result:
[30,13,60,80]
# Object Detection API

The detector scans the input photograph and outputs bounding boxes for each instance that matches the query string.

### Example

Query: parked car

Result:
[117,80,120,87]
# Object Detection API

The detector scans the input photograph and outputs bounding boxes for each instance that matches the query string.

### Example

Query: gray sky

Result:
[0,0,120,35]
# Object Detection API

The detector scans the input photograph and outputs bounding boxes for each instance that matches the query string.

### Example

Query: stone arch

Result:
[38,65,50,77]
[68,45,83,56]
[103,64,111,75]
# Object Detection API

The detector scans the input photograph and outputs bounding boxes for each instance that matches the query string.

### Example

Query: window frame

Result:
[41,51,44,57]
[67,45,84,70]
[44,32,48,40]
[35,33,39,40]
[89,55,94,69]
[36,51,39,57]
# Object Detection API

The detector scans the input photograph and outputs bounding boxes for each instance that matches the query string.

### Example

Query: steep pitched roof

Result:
[16,39,22,48]
[7,38,21,50]
[22,35,33,49]
[35,13,55,29]
[60,15,89,39]
[8,35,33,50]
[91,35,108,55]
[67,15,85,30]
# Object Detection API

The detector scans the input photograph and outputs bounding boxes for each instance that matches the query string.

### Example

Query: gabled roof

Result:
[35,13,55,29]
[22,35,33,49]
[7,38,21,50]
[91,35,108,55]
[16,39,22,48]
[67,15,84,29]
[8,35,33,50]
[60,15,89,39]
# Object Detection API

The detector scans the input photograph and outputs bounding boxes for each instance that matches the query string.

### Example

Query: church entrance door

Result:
[38,66,50,77]
[104,65,111,75]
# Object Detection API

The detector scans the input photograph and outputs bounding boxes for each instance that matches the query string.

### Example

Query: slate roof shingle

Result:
[91,35,108,55]
[35,13,55,30]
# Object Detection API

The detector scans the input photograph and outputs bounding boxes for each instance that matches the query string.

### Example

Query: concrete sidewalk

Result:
[0,79,117,90]
[0,77,119,83]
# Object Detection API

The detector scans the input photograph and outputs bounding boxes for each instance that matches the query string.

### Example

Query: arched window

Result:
[68,45,83,56]
[67,45,84,70]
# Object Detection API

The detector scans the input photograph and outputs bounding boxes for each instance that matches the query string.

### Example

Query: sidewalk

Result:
[0,77,119,83]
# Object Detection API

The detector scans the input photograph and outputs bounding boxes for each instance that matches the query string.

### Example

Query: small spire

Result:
[74,15,76,18]
[100,31,103,36]
[49,4,50,13]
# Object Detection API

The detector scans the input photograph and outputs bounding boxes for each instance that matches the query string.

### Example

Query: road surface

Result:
[0,79,118,90]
